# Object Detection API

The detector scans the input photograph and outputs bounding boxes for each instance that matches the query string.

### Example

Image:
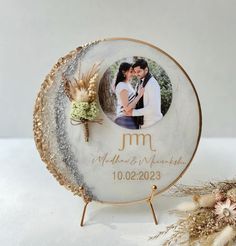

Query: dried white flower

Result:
[215,198,236,223]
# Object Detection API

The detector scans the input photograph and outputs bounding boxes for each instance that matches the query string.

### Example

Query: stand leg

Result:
[147,185,158,225]
[80,201,89,227]
[148,200,158,224]
[79,186,92,227]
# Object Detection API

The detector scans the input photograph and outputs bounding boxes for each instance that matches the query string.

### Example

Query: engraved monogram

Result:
[118,133,156,152]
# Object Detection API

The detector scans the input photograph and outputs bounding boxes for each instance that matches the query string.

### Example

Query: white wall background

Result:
[0,0,235,138]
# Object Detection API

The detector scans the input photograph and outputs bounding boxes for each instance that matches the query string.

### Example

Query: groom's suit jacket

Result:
[133,73,163,128]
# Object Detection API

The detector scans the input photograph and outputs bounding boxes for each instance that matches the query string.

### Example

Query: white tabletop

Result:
[0,138,235,246]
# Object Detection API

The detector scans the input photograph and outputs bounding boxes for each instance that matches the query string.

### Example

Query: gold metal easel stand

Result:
[79,185,158,227]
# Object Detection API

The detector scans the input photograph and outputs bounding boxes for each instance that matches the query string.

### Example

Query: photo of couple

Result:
[99,57,172,130]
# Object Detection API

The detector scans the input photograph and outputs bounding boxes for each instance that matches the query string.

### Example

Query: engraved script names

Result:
[91,133,187,168]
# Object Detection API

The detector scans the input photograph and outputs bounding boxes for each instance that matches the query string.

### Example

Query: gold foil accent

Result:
[33,44,93,202]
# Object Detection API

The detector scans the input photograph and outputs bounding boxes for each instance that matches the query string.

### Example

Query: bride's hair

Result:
[115,62,132,88]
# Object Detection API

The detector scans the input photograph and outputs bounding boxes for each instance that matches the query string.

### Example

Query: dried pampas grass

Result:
[168,179,236,197]
[213,225,236,246]
[193,193,216,208]
[176,201,198,211]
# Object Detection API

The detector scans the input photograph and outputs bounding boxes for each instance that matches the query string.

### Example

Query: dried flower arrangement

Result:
[150,179,236,245]
[63,63,103,142]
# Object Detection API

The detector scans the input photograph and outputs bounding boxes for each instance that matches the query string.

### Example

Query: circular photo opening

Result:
[98,57,172,129]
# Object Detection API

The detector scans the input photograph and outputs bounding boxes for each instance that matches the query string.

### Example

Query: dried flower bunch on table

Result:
[150,179,236,245]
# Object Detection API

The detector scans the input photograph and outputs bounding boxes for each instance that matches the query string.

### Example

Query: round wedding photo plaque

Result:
[33,38,202,204]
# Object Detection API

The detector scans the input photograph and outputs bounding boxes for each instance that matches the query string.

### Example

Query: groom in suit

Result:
[125,59,163,129]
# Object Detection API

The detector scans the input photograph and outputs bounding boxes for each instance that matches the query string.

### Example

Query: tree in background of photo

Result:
[143,57,172,115]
